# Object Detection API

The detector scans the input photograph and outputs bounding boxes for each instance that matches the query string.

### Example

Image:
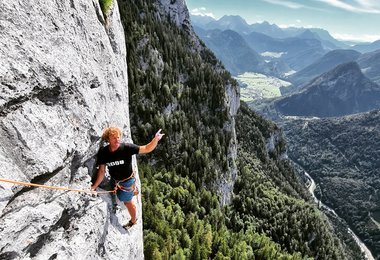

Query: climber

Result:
[91,127,164,228]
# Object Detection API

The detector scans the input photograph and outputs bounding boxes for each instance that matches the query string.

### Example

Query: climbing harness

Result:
[114,172,139,195]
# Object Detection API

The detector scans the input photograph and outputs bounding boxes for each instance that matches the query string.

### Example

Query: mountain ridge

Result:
[287,49,361,89]
[193,26,273,75]
[275,61,380,117]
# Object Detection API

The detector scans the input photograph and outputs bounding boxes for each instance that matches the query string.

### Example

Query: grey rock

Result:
[0,0,143,259]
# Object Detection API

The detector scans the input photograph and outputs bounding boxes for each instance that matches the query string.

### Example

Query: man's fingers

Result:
[155,129,164,140]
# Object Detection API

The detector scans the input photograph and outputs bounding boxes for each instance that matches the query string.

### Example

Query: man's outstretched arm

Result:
[138,129,165,154]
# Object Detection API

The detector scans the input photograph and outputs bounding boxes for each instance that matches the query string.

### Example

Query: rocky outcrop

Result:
[158,0,192,31]
[0,1,143,259]
[218,82,240,205]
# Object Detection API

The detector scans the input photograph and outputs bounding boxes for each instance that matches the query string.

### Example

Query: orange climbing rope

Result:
[0,178,115,195]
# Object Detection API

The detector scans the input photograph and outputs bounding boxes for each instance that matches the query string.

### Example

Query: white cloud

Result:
[261,0,380,13]
[315,0,380,13]
[278,23,315,29]
[190,7,216,18]
[354,0,380,9]
[332,32,380,42]
[260,0,304,9]
[260,0,328,12]
[278,24,296,28]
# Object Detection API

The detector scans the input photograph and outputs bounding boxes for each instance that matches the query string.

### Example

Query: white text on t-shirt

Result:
[106,160,125,167]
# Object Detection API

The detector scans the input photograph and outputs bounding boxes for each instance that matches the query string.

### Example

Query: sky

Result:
[185,0,380,43]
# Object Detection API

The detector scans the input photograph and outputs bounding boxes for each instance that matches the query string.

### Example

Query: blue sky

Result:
[185,0,380,43]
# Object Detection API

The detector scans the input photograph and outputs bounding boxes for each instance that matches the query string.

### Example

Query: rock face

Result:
[158,0,191,29]
[0,1,143,259]
[218,82,240,205]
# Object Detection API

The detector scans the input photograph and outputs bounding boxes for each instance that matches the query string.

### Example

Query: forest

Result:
[282,111,380,257]
[117,0,364,258]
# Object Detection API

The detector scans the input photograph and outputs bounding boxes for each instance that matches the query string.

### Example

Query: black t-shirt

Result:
[97,143,140,180]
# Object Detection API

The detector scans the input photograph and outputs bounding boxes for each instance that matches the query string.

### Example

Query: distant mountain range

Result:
[243,30,327,71]
[287,48,380,90]
[192,15,347,47]
[190,14,380,79]
[194,14,380,120]
[357,49,380,85]
[351,39,380,53]
[287,49,361,89]
[193,27,272,75]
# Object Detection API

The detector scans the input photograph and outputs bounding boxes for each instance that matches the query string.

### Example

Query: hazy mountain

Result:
[288,49,361,88]
[285,39,328,71]
[189,14,216,27]
[194,27,271,75]
[351,39,380,53]
[307,28,349,49]
[191,15,356,73]
[297,29,319,40]
[244,32,327,70]
[198,14,253,34]
[250,23,348,50]
[296,29,341,51]
[242,31,279,53]
[357,49,380,85]
[275,62,380,117]
[250,21,287,38]
[191,14,348,49]
[250,22,343,49]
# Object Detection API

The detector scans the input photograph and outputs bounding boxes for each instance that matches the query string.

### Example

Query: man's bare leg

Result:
[124,200,136,224]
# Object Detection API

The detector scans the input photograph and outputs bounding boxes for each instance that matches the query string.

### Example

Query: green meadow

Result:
[235,72,291,101]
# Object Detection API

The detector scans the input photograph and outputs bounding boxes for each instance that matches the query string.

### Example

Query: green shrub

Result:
[99,0,113,16]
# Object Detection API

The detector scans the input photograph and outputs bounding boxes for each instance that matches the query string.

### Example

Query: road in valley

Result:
[304,171,374,260]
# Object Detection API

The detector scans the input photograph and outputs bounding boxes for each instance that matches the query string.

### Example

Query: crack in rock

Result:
[24,208,73,257]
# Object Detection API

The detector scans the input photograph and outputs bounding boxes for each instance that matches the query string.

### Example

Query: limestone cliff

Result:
[158,0,240,206]
[0,1,143,259]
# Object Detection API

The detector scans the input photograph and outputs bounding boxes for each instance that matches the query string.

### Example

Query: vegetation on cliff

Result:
[118,0,363,258]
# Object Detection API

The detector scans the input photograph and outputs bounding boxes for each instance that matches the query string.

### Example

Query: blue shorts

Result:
[116,178,136,202]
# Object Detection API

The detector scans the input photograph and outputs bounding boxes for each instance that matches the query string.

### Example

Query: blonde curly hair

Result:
[102,127,122,142]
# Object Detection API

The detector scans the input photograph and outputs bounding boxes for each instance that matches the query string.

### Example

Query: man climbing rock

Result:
[91,127,164,228]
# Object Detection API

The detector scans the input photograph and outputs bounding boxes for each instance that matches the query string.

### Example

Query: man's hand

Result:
[155,129,165,141]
